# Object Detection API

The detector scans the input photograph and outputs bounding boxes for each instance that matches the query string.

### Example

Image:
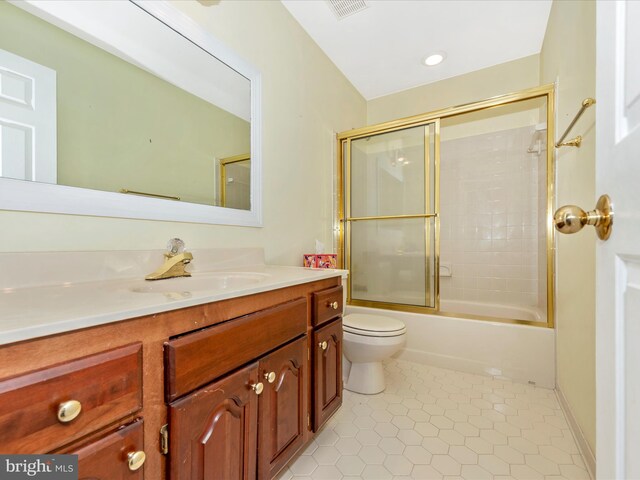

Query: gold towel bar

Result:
[120,189,180,201]
[555,97,595,148]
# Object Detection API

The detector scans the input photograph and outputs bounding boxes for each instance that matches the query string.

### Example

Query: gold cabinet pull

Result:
[127,450,146,471]
[57,400,82,423]
[328,301,339,310]
[319,341,328,351]
[264,371,276,383]
[251,382,264,395]
[554,194,613,240]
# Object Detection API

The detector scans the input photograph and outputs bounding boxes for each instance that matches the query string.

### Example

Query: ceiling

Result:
[281,0,552,100]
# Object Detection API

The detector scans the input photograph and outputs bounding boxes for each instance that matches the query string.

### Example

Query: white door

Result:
[0,48,56,183]
[596,2,640,479]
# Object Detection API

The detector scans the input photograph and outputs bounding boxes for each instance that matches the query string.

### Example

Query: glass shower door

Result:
[345,122,438,309]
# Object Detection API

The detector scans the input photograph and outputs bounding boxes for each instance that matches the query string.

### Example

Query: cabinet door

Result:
[313,319,343,431]
[257,337,308,480]
[70,420,144,480]
[168,363,259,480]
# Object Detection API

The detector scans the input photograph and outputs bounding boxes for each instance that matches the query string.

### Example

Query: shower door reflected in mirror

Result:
[219,154,250,210]
[345,122,438,309]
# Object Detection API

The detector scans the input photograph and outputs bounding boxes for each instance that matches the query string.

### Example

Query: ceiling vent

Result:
[327,0,368,20]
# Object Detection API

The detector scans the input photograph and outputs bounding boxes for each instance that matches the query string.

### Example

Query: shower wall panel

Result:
[439,125,540,307]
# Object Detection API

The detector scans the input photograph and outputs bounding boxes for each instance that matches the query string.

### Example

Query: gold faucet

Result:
[145,238,193,281]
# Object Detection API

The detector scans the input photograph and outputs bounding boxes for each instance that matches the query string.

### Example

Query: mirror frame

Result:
[0,0,262,227]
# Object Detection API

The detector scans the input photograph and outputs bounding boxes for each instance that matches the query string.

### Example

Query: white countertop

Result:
[0,248,346,346]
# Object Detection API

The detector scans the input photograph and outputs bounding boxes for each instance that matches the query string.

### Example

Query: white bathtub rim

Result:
[346,305,546,331]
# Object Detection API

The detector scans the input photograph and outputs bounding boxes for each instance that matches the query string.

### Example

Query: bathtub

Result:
[345,304,555,388]
[439,299,546,323]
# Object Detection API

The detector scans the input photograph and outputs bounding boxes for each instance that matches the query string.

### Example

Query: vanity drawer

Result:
[165,297,307,401]
[0,343,142,454]
[71,419,145,480]
[313,286,343,327]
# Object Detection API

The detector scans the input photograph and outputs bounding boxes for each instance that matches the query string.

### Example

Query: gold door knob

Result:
[251,382,264,395]
[328,301,339,310]
[554,194,613,240]
[264,371,276,383]
[57,400,82,423]
[127,450,146,471]
[319,341,328,350]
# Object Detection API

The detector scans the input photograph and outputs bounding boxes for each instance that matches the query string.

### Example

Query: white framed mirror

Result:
[0,0,262,226]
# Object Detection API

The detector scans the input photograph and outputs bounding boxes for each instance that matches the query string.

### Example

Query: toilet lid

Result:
[343,314,406,337]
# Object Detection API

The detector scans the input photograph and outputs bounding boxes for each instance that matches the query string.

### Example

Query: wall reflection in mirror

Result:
[0,1,251,210]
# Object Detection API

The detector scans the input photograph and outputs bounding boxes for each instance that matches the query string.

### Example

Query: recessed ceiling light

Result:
[423,53,445,66]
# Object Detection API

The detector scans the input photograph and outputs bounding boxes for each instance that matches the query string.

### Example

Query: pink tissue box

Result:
[303,254,337,269]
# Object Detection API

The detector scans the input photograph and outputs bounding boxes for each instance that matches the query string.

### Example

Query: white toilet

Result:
[342,313,407,394]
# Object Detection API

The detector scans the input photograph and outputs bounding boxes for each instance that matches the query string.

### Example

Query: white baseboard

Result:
[555,387,596,479]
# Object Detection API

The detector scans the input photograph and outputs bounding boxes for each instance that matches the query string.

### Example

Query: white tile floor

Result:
[278,359,590,480]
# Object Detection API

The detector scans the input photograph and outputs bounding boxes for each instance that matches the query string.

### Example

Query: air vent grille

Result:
[326,0,368,20]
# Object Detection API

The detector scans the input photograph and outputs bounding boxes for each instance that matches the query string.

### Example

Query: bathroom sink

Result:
[129,272,270,294]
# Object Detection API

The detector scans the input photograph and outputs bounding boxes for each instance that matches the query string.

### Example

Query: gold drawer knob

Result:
[328,301,339,310]
[57,400,82,423]
[127,450,146,471]
[264,371,276,383]
[319,341,328,351]
[251,382,264,395]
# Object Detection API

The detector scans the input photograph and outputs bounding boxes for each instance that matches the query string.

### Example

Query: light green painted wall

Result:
[367,55,541,125]
[0,0,367,265]
[540,0,596,455]
[0,1,250,206]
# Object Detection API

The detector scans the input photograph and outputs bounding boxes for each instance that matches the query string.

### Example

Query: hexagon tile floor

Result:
[277,359,590,480]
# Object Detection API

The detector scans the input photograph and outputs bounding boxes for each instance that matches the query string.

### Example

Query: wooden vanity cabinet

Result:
[0,275,343,480]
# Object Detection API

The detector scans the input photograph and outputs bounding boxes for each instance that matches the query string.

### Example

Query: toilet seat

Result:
[343,314,407,338]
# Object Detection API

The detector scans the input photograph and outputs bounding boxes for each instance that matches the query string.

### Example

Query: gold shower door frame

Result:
[343,122,440,312]
[337,84,556,328]
[219,153,250,208]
